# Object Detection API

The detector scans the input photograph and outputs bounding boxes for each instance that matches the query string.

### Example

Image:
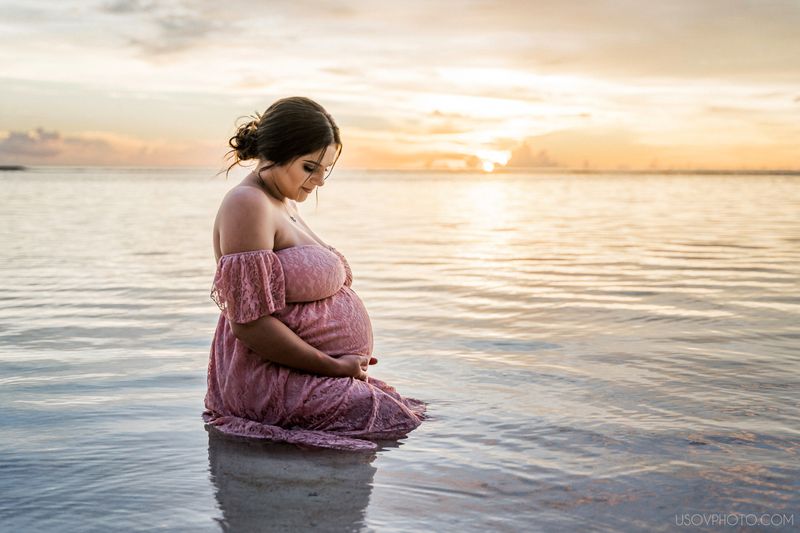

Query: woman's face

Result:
[267,144,339,201]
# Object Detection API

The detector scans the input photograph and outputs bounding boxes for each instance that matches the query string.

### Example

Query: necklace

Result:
[258,171,297,223]
[284,202,298,223]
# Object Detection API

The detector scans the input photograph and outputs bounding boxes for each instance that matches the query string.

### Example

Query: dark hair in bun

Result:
[225,96,341,176]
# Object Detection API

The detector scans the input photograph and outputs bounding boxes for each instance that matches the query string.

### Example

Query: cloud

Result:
[146,22,220,57]
[0,127,223,166]
[334,140,484,170]
[506,143,561,168]
[499,124,800,171]
[336,113,396,132]
[0,128,66,158]
[101,0,152,14]
[96,0,229,57]
[0,128,123,163]
[127,15,220,56]
[498,128,657,170]
[3,0,799,82]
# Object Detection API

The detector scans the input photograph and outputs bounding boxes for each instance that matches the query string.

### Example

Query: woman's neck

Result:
[254,170,287,202]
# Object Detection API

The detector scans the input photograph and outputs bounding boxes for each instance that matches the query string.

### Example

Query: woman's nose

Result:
[312,171,326,186]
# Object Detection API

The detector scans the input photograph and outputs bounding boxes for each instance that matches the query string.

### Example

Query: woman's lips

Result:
[302,187,313,193]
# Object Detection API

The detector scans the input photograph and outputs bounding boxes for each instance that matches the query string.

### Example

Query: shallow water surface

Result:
[0,168,798,532]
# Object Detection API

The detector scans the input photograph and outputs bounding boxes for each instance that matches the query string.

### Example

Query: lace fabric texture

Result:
[204,244,426,451]
[211,250,286,323]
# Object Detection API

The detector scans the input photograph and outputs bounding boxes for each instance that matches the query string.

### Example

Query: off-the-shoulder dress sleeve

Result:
[210,250,286,323]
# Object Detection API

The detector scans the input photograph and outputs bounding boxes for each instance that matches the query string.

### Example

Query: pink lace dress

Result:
[203,244,426,451]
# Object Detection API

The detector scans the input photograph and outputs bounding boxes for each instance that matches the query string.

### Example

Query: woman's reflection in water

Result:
[207,427,379,532]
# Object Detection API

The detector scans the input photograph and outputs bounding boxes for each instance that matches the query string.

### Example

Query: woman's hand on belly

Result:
[334,354,378,381]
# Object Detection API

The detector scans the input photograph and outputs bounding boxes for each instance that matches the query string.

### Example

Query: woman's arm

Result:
[231,316,367,378]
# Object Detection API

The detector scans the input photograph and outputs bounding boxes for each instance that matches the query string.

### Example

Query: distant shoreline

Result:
[0,165,26,171]
[492,167,800,176]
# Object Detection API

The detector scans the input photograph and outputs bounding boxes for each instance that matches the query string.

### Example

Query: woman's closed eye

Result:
[305,165,331,179]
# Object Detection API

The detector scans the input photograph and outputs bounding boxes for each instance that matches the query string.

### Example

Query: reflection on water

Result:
[207,428,376,532]
[0,168,798,531]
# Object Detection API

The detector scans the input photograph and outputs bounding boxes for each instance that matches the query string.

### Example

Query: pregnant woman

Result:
[203,97,426,451]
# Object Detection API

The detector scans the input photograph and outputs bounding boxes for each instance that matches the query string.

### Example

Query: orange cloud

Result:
[502,127,800,171]
[0,128,224,167]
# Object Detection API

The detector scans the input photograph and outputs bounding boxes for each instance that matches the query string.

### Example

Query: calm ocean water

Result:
[1,167,798,532]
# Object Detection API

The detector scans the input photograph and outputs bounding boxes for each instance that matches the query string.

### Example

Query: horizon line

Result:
[2,164,800,176]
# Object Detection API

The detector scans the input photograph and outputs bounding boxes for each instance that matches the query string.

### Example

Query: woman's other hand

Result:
[335,354,378,380]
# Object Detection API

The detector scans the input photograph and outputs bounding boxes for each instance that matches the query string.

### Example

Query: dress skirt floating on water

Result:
[203,244,426,451]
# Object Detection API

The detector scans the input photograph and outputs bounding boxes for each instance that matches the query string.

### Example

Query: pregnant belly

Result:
[275,287,374,357]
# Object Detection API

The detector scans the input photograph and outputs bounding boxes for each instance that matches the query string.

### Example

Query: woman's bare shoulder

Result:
[221,183,268,207]
[217,184,277,253]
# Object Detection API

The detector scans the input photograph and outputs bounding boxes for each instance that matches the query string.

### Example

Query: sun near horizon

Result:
[0,1,798,172]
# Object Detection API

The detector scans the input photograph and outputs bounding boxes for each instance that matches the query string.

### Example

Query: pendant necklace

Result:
[285,203,298,223]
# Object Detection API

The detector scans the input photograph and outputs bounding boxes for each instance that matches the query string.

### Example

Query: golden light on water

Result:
[459,180,518,239]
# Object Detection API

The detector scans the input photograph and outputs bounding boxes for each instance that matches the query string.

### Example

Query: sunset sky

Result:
[1,0,798,170]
